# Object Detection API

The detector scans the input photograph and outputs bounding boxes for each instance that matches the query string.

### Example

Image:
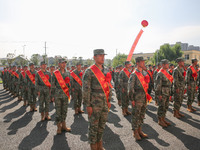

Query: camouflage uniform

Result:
[82,63,111,144]
[71,69,83,110]
[198,70,200,104]
[128,68,147,130]
[19,71,28,103]
[186,65,197,106]
[173,66,185,111]
[155,69,172,118]
[16,69,21,97]
[114,69,121,101]
[119,68,130,109]
[35,70,51,113]
[52,69,71,123]
[25,69,37,106]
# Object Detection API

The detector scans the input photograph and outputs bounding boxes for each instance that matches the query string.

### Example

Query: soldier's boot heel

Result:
[97,141,105,150]
[138,126,148,138]
[134,130,142,141]
[57,123,62,135]
[187,105,193,112]
[30,105,33,112]
[41,112,45,121]
[90,143,98,150]
[78,107,84,113]
[118,100,122,106]
[198,101,200,106]
[158,118,167,127]
[45,112,51,120]
[173,110,181,119]
[178,111,184,117]
[34,105,37,111]
[126,108,131,115]
[61,122,71,132]
[122,109,127,116]
[163,117,171,126]
[191,105,197,111]
[75,108,79,115]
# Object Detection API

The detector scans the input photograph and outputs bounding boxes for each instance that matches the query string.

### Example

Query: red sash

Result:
[21,71,26,79]
[134,71,152,103]
[12,71,19,78]
[37,70,51,87]
[189,66,197,81]
[2,71,4,75]
[168,69,173,74]
[123,68,130,78]
[54,70,70,101]
[26,70,35,85]
[156,69,160,72]
[147,70,153,80]
[90,65,111,105]
[70,71,82,86]
[160,69,173,83]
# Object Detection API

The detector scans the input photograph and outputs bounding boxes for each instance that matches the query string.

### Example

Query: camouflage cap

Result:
[40,61,47,65]
[17,66,21,68]
[192,58,198,63]
[12,65,16,67]
[59,58,67,63]
[157,62,161,66]
[93,49,107,56]
[124,61,131,65]
[29,62,34,66]
[161,59,169,65]
[76,62,82,66]
[84,65,88,67]
[50,65,55,68]
[135,56,146,63]
[23,65,28,67]
[118,64,123,67]
[176,57,185,63]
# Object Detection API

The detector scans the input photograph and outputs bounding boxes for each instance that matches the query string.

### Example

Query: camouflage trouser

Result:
[72,88,82,109]
[23,87,28,102]
[28,87,37,105]
[38,87,50,113]
[131,100,146,130]
[88,104,108,144]
[121,89,129,109]
[116,85,121,101]
[187,83,196,106]
[157,95,169,118]
[55,89,69,123]
[198,87,200,103]
[173,88,184,111]
[18,86,23,97]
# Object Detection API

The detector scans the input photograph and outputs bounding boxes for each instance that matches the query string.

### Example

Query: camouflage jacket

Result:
[114,71,120,87]
[128,68,147,102]
[186,66,197,86]
[173,66,185,89]
[51,69,71,97]
[18,71,27,87]
[153,69,159,81]
[119,68,130,90]
[25,69,37,88]
[70,69,82,90]
[155,69,172,96]
[82,64,112,107]
[35,70,51,92]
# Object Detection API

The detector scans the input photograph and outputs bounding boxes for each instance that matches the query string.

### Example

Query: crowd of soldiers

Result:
[1,49,200,150]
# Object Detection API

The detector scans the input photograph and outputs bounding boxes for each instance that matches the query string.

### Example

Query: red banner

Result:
[26,70,35,85]
[12,71,19,79]
[160,69,173,83]
[70,71,82,86]
[37,70,51,87]
[123,68,130,78]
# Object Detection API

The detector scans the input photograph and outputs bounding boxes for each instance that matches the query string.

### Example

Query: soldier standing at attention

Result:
[82,49,112,150]
[16,66,22,100]
[119,61,131,116]
[186,58,198,112]
[147,65,154,95]
[71,62,84,115]
[128,57,150,141]
[52,59,71,134]
[155,59,173,128]
[19,65,28,106]
[173,58,186,118]
[50,65,55,102]
[35,61,52,121]
[25,63,37,112]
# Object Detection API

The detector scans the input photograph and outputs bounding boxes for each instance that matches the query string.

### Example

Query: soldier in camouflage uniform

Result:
[197,68,200,106]
[19,65,28,106]
[50,65,55,102]
[25,63,37,112]
[186,58,198,112]
[153,63,162,105]
[71,62,84,115]
[1,68,7,89]
[82,49,111,150]
[128,57,148,141]
[36,61,51,121]
[173,58,186,118]
[16,66,22,100]
[155,59,172,128]
[114,65,123,106]
[11,65,18,97]
[52,58,71,134]
[119,61,131,116]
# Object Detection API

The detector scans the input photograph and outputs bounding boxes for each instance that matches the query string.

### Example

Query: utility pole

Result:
[44,41,47,64]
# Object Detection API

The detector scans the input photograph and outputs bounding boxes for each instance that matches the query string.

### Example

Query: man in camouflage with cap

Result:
[155,59,173,127]
[25,63,37,111]
[19,65,28,106]
[50,65,55,102]
[82,49,111,150]
[71,62,84,115]
[119,61,132,116]
[52,58,71,134]
[35,61,52,121]
[186,58,198,112]
[173,57,186,118]
[16,66,22,100]
[128,56,149,141]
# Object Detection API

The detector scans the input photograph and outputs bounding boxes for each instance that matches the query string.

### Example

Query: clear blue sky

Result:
[0,0,200,59]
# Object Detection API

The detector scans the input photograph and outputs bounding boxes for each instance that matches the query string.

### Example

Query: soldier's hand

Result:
[132,101,135,107]
[176,89,179,93]
[87,107,93,117]
[38,92,40,96]
[52,97,55,102]
[159,96,162,100]
[108,102,111,109]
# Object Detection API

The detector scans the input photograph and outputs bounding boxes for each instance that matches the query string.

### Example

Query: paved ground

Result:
[0,84,200,150]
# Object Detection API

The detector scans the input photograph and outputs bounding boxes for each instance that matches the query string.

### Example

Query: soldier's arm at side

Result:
[35,73,39,94]
[173,69,179,89]
[128,73,136,103]
[155,73,162,97]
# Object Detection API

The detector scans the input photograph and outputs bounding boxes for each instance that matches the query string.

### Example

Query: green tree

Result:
[30,54,40,66]
[152,43,183,64]
[7,53,15,66]
[112,53,127,68]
